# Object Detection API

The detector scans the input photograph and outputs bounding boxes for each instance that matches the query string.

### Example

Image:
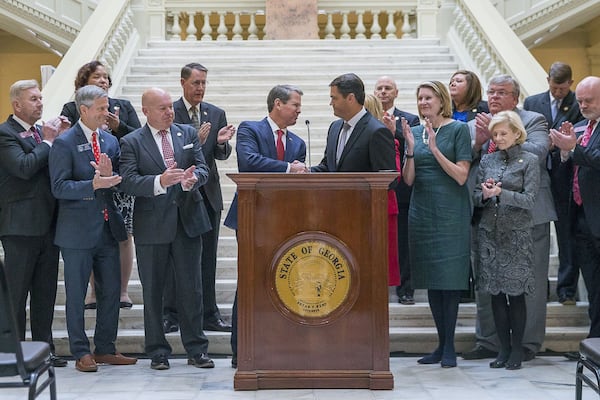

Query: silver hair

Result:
[488,75,521,99]
[75,84,108,110]
[9,80,39,102]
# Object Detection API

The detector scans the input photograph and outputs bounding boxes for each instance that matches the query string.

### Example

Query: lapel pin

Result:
[203,111,208,116]
[177,132,182,137]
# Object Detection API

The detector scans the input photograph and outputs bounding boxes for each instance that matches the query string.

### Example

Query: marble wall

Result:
[265,0,318,39]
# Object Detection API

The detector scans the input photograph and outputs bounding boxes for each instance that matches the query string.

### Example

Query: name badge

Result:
[77,143,92,152]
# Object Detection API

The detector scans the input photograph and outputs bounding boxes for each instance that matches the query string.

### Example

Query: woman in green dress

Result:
[401,81,472,368]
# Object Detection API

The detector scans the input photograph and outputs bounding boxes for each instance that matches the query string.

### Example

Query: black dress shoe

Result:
[231,354,237,368]
[150,354,170,370]
[162,319,178,334]
[204,318,232,332]
[120,301,133,309]
[559,296,576,305]
[187,353,215,368]
[564,351,581,361]
[462,345,498,360]
[50,353,68,367]
[523,348,536,361]
[398,294,415,305]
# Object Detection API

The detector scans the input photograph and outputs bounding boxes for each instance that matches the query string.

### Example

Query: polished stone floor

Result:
[0,355,594,400]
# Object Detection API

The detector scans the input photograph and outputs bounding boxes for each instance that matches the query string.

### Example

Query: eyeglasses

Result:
[486,90,514,97]
[190,80,209,87]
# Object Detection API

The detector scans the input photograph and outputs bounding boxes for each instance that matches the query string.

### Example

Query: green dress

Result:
[408,120,472,290]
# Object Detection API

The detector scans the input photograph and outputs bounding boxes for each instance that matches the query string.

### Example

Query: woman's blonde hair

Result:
[488,110,528,145]
[364,93,384,120]
[416,81,452,118]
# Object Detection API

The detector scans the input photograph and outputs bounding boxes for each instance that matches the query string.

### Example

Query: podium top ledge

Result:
[227,172,398,189]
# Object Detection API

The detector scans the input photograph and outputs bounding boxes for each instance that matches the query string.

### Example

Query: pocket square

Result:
[19,130,33,138]
[183,143,193,150]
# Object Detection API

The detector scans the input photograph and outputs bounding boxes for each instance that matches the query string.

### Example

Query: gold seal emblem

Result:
[269,232,358,324]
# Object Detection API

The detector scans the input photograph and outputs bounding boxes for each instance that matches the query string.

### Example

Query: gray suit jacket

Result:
[468,108,556,225]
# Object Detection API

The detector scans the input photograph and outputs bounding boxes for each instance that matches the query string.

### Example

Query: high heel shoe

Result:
[441,355,457,368]
[489,359,507,368]
[505,361,521,370]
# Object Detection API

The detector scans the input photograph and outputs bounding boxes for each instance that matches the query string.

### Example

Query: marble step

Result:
[45,325,589,357]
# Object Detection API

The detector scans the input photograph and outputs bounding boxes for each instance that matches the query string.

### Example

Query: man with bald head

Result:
[120,87,213,370]
[374,76,420,305]
[550,76,600,340]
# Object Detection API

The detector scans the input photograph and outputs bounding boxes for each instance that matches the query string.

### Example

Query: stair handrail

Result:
[444,0,547,99]
[41,0,139,120]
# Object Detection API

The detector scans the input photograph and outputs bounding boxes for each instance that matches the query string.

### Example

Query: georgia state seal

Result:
[269,232,358,324]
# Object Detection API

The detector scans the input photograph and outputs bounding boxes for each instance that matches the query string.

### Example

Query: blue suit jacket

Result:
[311,111,396,173]
[61,98,141,139]
[49,124,126,249]
[119,123,211,244]
[224,118,307,230]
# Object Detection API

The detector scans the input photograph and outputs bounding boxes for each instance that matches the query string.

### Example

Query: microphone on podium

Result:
[305,119,312,168]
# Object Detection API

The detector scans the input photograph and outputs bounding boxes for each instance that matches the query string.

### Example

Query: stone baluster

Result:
[248,12,258,40]
[217,12,228,41]
[171,12,182,41]
[186,11,197,41]
[355,11,366,39]
[385,11,397,39]
[401,9,412,38]
[325,13,335,39]
[232,12,243,40]
[201,12,212,41]
[370,10,381,39]
[340,12,351,39]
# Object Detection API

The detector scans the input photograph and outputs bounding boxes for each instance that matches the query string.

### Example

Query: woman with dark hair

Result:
[449,70,489,122]
[61,61,141,310]
[401,81,472,368]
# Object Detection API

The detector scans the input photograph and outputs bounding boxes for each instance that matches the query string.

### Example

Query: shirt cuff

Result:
[153,175,167,195]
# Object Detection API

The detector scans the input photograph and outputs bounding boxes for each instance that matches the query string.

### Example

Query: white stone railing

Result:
[160,0,441,41]
[444,0,547,99]
[41,0,139,119]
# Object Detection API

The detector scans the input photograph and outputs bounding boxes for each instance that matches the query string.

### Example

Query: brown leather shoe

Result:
[94,352,138,365]
[75,354,98,372]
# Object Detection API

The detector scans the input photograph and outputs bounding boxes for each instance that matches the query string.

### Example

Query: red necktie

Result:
[91,132,109,221]
[573,120,596,206]
[30,125,42,144]
[276,129,285,161]
[159,130,175,167]
[487,140,496,153]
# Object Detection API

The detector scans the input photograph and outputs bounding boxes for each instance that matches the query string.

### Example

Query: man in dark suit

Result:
[120,87,213,371]
[550,75,600,342]
[374,75,420,305]
[464,75,555,362]
[163,63,236,334]
[524,62,584,305]
[312,73,396,173]
[223,84,308,368]
[0,79,70,367]
[49,85,136,372]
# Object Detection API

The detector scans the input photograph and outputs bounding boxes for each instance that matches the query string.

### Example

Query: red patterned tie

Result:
[159,130,175,167]
[573,120,596,206]
[91,131,109,221]
[487,140,496,153]
[30,126,42,144]
[276,129,285,161]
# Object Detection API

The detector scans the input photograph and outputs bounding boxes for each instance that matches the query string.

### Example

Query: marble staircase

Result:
[43,39,588,356]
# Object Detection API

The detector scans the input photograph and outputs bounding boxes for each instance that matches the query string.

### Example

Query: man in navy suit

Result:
[163,63,236,334]
[0,79,71,367]
[224,84,308,368]
[524,62,584,305]
[550,76,600,342]
[374,76,420,305]
[312,73,396,173]
[49,85,136,372]
[120,87,213,371]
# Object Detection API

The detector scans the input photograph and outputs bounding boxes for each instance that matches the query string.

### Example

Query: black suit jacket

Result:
[119,123,211,244]
[392,108,420,205]
[0,116,56,236]
[524,90,583,130]
[312,111,396,173]
[61,98,141,139]
[561,120,600,237]
[172,98,232,213]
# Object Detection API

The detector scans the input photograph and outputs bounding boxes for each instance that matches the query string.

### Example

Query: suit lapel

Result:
[170,124,185,166]
[338,114,368,166]
[73,125,95,163]
[587,121,600,148]
[174,99,192,125]
[284,132,297,162]
[140,125,167,170]
[260,118,278,159]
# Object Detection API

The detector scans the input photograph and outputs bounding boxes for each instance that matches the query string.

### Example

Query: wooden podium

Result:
[229,173,396,390]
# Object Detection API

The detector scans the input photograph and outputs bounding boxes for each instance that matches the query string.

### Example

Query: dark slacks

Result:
[61,222,120,359]
[574,206,600,338]
[395,202,413,297]
[1,233,59,348]
[163,200,222,324]
[137,222,208,358]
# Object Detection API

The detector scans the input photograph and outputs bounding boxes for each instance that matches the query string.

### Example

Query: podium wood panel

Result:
[229,173,396,390]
